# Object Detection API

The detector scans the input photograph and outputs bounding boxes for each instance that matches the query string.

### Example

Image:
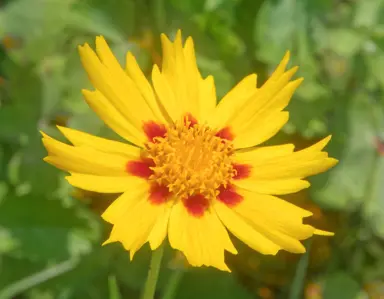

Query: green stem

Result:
[162,269,184,299]
[153,0,166,31]
[0,258,79,299]
[141,244,165,299]
[288,239,312,299]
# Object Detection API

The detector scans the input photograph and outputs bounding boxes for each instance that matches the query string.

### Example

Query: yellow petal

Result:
[125,52,170,123]
[213,200,281,255]
[233,111,289,149]
[80,38,167,133]
[314,229,334,236]
[235,136,338,179]
[236,143,294,159]
[209,52,301,149]
[102,182,149,223]
[269,51,291,79]
[66,173,143,193]
[248,157,337,180]
[42,132,128,175]
[234,178,310,195]
[290,135,332,159]
[57,126,141,157]
[148,203,173,250]
[95,36,167,124]
[104,185,171,260]
[168,201,236,272]
[79,44,141,128]
[217,188,323,254]
[208,74,257,129]
[198,75,217,122]
[82,89,146,146]
[235,66,299,125]
[151,65,180,120]
[230,190,316,253]
[153,31,216,122]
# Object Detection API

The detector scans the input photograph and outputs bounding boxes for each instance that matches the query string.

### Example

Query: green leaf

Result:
[255,0,296,63]
[311,93,377,209]
[0,194,92,261]
[327,29,364,57]
[66,8,126,43]
[323,272,360,299]
[0,63,42,142]
[18,136,60,195]
[353,0,384,29]
[364,155,384,239]
[2,0,77,62]
[37,55,67,117]
[364,47,384,89]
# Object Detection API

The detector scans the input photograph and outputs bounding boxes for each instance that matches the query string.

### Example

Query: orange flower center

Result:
[144,120,236,200]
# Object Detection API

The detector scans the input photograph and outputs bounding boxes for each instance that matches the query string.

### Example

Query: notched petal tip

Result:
[221,264,232,272]
[293,77,304,86]
[78,43,90,54]
[95,35,106,43]
[175,29,182,40]
[301,180,311,189]
[126,51,135,62]
[297,245,306,254]
[185,36,194,47]
[95,35,110,54]
[129,250,137,261]
[160,32,171,44]
[314,229,334,236]
[102,237,115,246]
[39,130,48,138]
[283,50,291,61]
[328,158,339,167]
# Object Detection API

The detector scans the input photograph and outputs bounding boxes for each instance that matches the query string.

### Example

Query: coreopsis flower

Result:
[42,30,337,272]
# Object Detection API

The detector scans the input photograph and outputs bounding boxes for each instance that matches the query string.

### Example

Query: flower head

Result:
[42,30,337,272]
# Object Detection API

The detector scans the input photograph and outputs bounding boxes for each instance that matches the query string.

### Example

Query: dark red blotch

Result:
[233,163,252,180]
[217,184,243,207]
[183,194,209,217]
[126,158,155,178]
[183,113,198,128]
[143,121,167,142]
[216,127,234,141]
[149,183,171,205]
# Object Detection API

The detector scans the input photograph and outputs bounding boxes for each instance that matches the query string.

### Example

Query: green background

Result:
[1,0,384,298]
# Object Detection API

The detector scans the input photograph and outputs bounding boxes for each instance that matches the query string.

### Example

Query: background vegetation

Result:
[1,0,384,298]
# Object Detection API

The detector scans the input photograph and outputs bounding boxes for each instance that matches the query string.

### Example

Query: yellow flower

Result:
[41,30,338,272]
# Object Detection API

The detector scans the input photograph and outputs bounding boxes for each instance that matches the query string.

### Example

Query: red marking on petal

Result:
[143,121,167,142]
[217,184,243,207]
[183,113,198,128]
[375,137,384,156]
[183,194,210,217]
[126,159,154,178]
[233,163,252,179]
[149,183,171,205]
[216,127,234,141]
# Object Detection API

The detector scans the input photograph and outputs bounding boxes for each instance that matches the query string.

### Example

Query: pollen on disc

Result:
[144,119,237,202]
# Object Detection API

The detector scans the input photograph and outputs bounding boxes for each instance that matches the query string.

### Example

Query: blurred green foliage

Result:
[0,0,384,298]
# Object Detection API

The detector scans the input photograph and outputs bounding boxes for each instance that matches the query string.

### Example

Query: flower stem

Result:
[141,244,165,299]
[162,269,184,299]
